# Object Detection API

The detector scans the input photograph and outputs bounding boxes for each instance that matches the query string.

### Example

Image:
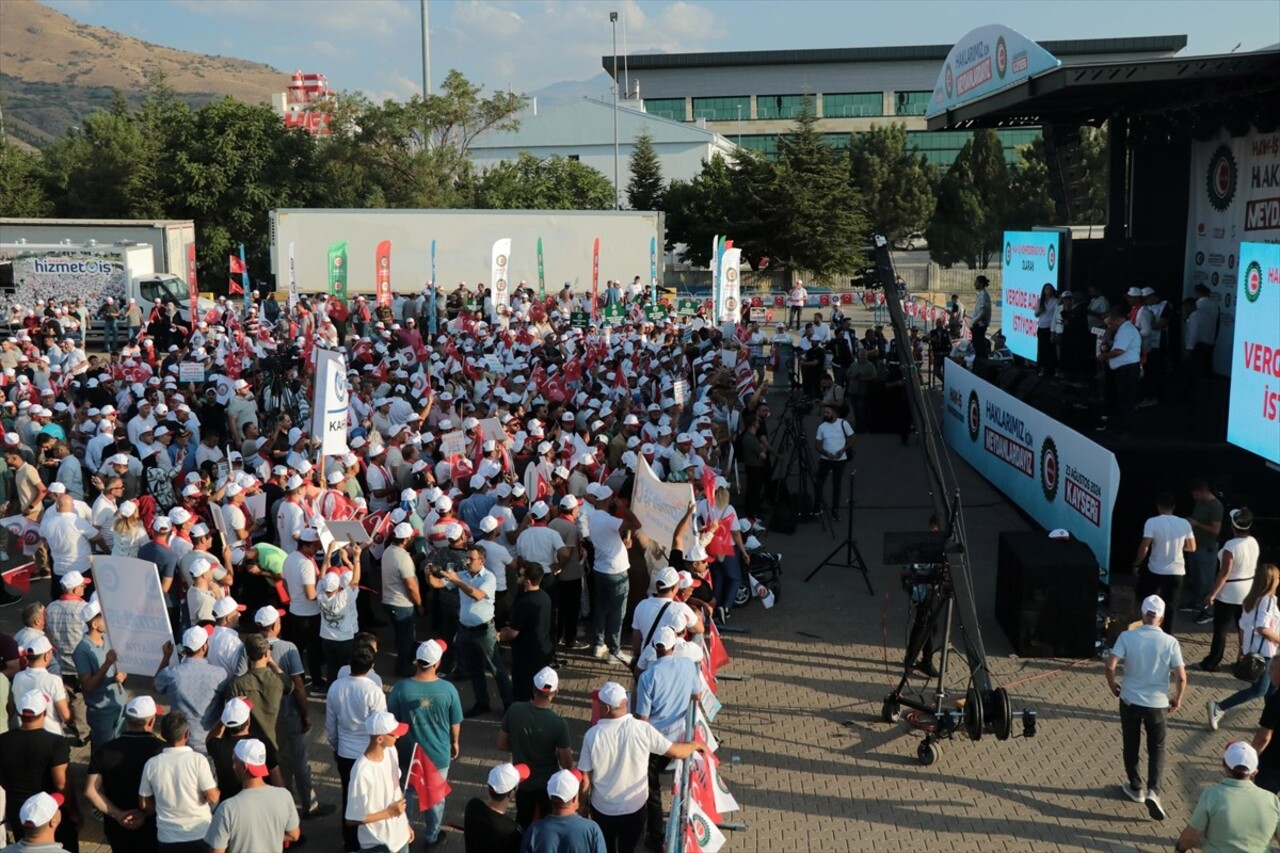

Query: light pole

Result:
[610,11,620,210]
[736,103,742,147]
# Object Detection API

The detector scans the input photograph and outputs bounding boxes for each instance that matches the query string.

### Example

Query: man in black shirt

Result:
[0,689,81,853]
[206,696,283,799]
[84,696,166,853]
[1254,657,1280,793]
[499,562,553,703]
[463,762,526,853]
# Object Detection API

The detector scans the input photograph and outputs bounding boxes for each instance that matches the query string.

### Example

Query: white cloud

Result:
[172,0,413,38]
[308,39,356,60]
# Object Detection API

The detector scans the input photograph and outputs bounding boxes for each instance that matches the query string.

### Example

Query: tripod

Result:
[805,465,872,592]
[771,397,830,532]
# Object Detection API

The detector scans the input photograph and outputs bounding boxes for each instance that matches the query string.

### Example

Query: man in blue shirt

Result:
[73,602,127,754]
[154,627,232,757]
[427,545,512,717]
[634,627,703,848]
[1105,595,1186,821]
[520,769,605,853]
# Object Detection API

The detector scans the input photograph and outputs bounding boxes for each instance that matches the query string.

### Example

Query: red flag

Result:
[405,743,451,811]
[1,563,33,595]
[229,255,246,275]
[699,466,717,508]
[688,752,721,824]
[706,618,730,679]
[228,279,244,296]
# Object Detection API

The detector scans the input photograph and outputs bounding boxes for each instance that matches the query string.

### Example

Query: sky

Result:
[42,0,1280,102]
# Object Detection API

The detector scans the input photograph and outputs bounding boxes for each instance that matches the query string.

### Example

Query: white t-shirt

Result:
[319,573,359,642]
[815,418,854,461]
[140,746,218,843]
[478,539,514,592]
[1217,536,1260,606]
[275,501,309,555]
[584,507,629,575]
[579,715,673,816]
[42,511,96,577]
[346,749,411,852]
[632,596,695,652]
[1109,322,1141,369]
[207,625,245,677]
[515,525,565,573]
[325,675,387,760]
[1142,514,1194,576]
[282,551,321,617]
[12,667,67,735]
[1240,595,1280,659]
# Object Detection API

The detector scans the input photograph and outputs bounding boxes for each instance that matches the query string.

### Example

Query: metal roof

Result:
[926,48,1280,129]
[603,35,1187,73]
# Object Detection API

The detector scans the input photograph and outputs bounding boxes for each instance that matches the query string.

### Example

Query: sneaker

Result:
[1145,793,1166,821]
[1208,701,1225,731]
[613,650,633,666]
[1195,610,1214,625]
[1136,398,1158,409]
[1178,604,1200,613]
[302,803,337,820]
[1121,781,1145,803]
[592,644,609,660]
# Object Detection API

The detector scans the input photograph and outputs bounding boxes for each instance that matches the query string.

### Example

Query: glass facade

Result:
[738,135,780,157]
[894,91,932,116]
[644,98,686,121]
[692,96,751,122]
[905,129,1042,168]
[823,93,883,118]
[757,94,815,120]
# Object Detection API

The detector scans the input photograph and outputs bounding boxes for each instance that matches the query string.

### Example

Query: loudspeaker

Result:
[995,531,1099,657]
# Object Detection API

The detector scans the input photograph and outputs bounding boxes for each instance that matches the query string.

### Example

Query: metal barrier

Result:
[663,698,699,853]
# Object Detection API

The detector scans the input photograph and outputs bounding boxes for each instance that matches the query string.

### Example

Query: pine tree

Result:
[848,123,936,243]
[626,130,664,211]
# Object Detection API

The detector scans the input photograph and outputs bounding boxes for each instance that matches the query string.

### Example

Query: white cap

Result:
[597,681,627,709]
[393,521,415,540]
[364,710,409,737]
[1141,595,1166,618]
[224,482,242,497]
[487,762,531,795]
[298,527,320,543]
[559,494,578,511]
[221,696,253,726]
[152,516,173,531]
[182,626,209,651]
[533,666,559,692]
[189,523,210,538]
[444,522,465,541]
[169,507,192,525]
[653,626,678,649]
[189,556,213,578]
[479,515,500,533]
[321,573,342,593]
[547,768,583,802]
[47,482,66,495]
[285,474,303,491]
[17,689,50,717]
[1224,740,1260,773]
[182,483,202,497]
[81,601,102,623]
[415,639,447,666]
[254,605,285,627]
[233,738,270,778]
[212,597,245,619]
[23,635,52,657]
[60,570,90,589]
[125,695,159,719]
[530,501,550,519]
[19,792,64,828]
[654,566,680,590]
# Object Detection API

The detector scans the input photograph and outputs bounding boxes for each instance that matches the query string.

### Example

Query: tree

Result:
[663,153,735,263]
[1079,124,1109,224]
[473,152,614,210]
[926,129,1010,268]
[626,130,664,211]
[0,136,51,217]
[848,123,935,242]
[765,102,867,276]
[1006,138,1055,229]
[39,91,154,219]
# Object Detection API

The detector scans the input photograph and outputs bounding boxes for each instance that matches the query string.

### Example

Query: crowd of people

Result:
[0,281,769,853]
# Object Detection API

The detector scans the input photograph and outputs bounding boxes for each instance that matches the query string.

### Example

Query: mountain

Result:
[528,73,615,113]
[0,0,286,147]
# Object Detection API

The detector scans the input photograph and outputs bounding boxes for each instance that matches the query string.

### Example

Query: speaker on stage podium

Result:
[995,531,1099,658]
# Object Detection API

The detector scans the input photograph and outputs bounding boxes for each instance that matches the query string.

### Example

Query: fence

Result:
[665,264,1000,302]
[664,698,699,853]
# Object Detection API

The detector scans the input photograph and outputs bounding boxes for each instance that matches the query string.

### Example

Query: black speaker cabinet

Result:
[995,531,1099,658]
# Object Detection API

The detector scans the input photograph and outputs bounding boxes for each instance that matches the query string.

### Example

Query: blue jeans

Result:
[86,704,124,753]
[1219,656,1274,711]
[1183,548,1217,604]
[128,324,140,343]
[459,622,512,709]
[591,571,628,653]
[713,554,743,613]
[384,604,417,677]
[103,319,118,352]
[408,763,449,844]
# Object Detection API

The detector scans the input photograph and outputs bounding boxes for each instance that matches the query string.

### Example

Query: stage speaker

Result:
[995,531,1099,658]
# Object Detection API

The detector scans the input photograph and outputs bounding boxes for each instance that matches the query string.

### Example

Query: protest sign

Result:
[324,521,371,545]
[632,456,697,555]
[178,362,205,383]
[93,556,171,676]
[678,298,700,317]
[672,379,690,406]
[602,303,625,325]
[478,418,506,442]
[209,500,233,542]
[569,311,589,329]
[439,430,467,458]
[749,306,766,323]
[245,493,267,522]
[645,304,667,323]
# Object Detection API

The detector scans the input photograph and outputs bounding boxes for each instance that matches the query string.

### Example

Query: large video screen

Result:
[999,231,1062,362]
[1227,242,1280,465]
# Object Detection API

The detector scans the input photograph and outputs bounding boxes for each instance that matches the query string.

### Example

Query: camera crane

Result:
[868,235,1031,765]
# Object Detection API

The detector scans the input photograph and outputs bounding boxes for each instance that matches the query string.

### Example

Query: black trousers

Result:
[557,577,582,646]
[1120,700,1167,795]
[1111,362,1140,433]
[971,322,990,359]
[646,753,670,842]
[1037,328,1057,375]
[1203,601,1244,669]
[515,788,551,829]
[287,613,324,683]
[336,753,359,852]
[1136,569,1184,635]
[814,458,848,512]
[592,804,647,853]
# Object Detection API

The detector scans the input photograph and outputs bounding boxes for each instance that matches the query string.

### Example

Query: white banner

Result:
[717,248,742,325]
[632,456,697,556]
[942,362,1120,576]
[1184,127,1280,373]
[288,240,299,309]
[439,430,467,459]
[311,348,350,457]
[94,556,171,676]
[491,238,512,327]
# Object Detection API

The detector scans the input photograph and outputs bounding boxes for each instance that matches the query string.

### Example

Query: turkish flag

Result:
[229,255,246,275]
[405,743,451,811]
[688,751,721,824]
[706,618,730,679]
[1,563,33,595]
[228,279,244,296]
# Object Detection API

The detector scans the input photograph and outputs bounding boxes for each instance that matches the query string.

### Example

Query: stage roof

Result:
[927,48,1280,130]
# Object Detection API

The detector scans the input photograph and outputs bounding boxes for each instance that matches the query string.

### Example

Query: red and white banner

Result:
[375,240,392,308]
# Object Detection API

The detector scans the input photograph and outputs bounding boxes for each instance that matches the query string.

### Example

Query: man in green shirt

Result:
[1183,480,1223,623]
[229,633,293,750]
[497,665,573,829]
[1174,741,1280,852]
[386,638,462,847]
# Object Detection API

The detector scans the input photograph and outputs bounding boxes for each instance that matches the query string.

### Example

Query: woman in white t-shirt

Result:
[704,486,749,621]
[319,568,360,680]
[1208,562,1279,727]
[111,501,148,557]
[1200,507,1260,671]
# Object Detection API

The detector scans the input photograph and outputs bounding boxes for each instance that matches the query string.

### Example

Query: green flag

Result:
[537,238,545,301]
[327,241,348,299]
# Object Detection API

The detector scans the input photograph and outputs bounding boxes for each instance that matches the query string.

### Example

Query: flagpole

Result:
[238,244,251,317]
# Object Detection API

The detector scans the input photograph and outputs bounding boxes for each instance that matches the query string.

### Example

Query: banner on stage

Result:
[1227,241,1280,464]
[942,362,1119,577]
[1000,230,1060,362]
[94,556,171,676]
[311,348,350,457]
[632,456,697,555]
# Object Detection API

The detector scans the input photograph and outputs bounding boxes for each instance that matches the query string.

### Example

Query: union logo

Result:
[1004,242,1012,266]
[996,36,1008,79]
[1244,260,1262,303]
[1040,436,1059,502]
[1206,144,1237,212]
[967,389,980,442]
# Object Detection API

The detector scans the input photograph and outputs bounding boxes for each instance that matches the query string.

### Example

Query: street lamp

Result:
[736,103,742,147]
[610,11,620,210]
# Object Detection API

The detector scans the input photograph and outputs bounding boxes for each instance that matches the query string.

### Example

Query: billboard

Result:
[943,362,1120,577]
[927,25,1061,119]
[1184,127,1280,374]
[1227,241,1280,465]
[1000,230,1061,362]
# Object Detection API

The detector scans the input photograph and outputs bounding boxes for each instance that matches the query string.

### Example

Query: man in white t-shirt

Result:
[327,644,388,852]
[631,567,699,664]
[345,711,412,853]
[578,681,705,852]
[813,404,855,521]
[1099,304,1142,435]
[139,710,222,848]
[583,485,642,662]
[282,528,324,687]
[12,636,74,736]
[42,494,105,581]
[786,282,808,329]
[1132,492,1196,635]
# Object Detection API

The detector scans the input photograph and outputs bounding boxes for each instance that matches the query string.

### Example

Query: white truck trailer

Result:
[269,208,664,296]
[0,218,197,277]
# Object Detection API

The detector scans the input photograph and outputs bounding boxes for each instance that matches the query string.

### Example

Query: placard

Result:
[631,456,698,555]
[602,303,625,325]
[677,298,700,317]
[439,430,467,458]
[178,362,205,383]
[1000,230,1061,362]
[672,379,690,406]
[478,418,506,442]
[569,311,589,329]
[0,515,40,556]
[749,306,766,323]
[324,520,372,545]
[483,355,503,374]
[245,493,267,522]
[93,556,172,677]
[644,305,667,323]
